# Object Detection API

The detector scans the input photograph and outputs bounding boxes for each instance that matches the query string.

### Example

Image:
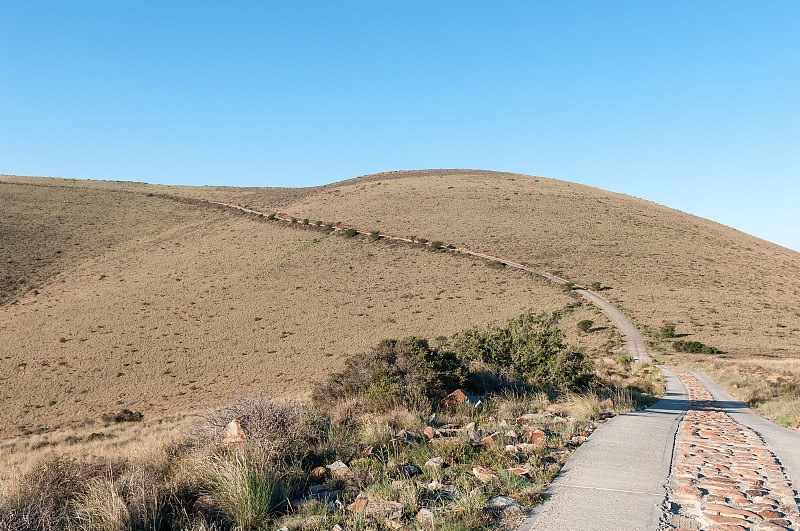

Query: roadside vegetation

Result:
[0,307,663,530]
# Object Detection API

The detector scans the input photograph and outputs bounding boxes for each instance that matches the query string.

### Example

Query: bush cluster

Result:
[672,340,719,354]
[314,309,593,416]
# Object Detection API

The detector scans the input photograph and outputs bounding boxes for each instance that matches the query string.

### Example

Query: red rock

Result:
[675,485,703,500]
[443,389,470,408]
[704,513,747,525]
[525,429,546,446]
[758,509,783,519]
[221,416,246,446]
[703,503,761,520]
[423,426,436,440]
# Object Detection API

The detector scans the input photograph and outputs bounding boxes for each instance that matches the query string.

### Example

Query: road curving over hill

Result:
[200,198,800,530]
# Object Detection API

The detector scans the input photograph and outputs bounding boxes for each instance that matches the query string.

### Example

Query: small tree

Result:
[577,320,594,333]
[267,213,276,220]
[658,324,677,339]
[590,282,602,291]
[431,241,444,250]
[369,230,381,241]
[343,228,359,237]
[303,218,309,225]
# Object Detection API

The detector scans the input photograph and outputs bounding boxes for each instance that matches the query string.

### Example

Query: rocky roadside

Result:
[662,367,800,531]
[213,390,619,531]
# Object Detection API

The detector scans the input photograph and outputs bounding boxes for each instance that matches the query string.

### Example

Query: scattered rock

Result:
[310,466,329,480]
[473,466,500,483]
[423,426,436,440]
[347,493,403,519]
[505,429,519,439]
[525,429,547,446]
[425,457,444,470]
[443,389,471,408]
[221,416,246,446]
[486,495,522,511]
[416,508,436,527]
[385,519,403,530]
[392,429,417,445]
[327,460,354,480]
[402,463,419,476]
[332,525,344,531]
[570,435,588,445]
[473,431,500,448]
[516,413,548,425]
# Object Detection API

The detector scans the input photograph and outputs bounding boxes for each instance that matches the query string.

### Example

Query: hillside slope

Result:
[0,177,579,436]
[273,169,800,357]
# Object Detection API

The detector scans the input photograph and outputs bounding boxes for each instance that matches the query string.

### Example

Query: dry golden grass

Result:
[0,181,576,439]
[261,169,800,357]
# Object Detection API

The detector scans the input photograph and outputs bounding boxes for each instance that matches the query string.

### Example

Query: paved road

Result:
[520,367,687,530]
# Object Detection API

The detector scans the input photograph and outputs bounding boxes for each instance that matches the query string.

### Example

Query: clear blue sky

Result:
[2,2,798,251]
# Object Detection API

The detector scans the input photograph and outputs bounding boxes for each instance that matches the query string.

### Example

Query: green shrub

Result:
[416,237,428,244]
[562,282,575,292]
[207,455,285,529]
[430,241,444,250]
[342,228,359,238]
[451,310,592,390]
[303,218,309,225]
[577,320,594,333]
[315,220,322,227]
[313,337,467,412]
[673,340,719,354]
[658,324,677,339]
[291,217,297,223]
[590,282,602,291]
[616,354,634,365]
[369,230,381,241]
[267,213,276,221]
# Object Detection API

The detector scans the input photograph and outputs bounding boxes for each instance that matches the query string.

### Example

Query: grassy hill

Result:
[2,169,799,438]
[0,175,580,440]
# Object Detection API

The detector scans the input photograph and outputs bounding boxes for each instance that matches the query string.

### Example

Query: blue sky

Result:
[2,2,798,251]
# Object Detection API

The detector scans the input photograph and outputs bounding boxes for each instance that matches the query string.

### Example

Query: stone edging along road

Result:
[202,199,799,530]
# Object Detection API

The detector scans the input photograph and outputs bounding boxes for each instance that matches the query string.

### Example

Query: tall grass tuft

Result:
[71,478,130,531]
[205,454,285,530]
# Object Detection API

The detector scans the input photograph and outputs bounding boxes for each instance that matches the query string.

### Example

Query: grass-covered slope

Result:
[0,176,576,437]
[270,169,800,358]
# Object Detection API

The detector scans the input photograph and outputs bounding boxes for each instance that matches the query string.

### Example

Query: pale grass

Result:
[0,413,194,485]
[671,352,800,428]
[71,477,130,531]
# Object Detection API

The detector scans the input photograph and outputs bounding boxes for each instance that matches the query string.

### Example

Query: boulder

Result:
[443,389,471,408]
[423,426,436,441]
[221,417,246,446]
[515,413,548,425]
[473,431,500,448]
[525,429,547,446]
[486,495,522,512]
[327,460,354,480]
